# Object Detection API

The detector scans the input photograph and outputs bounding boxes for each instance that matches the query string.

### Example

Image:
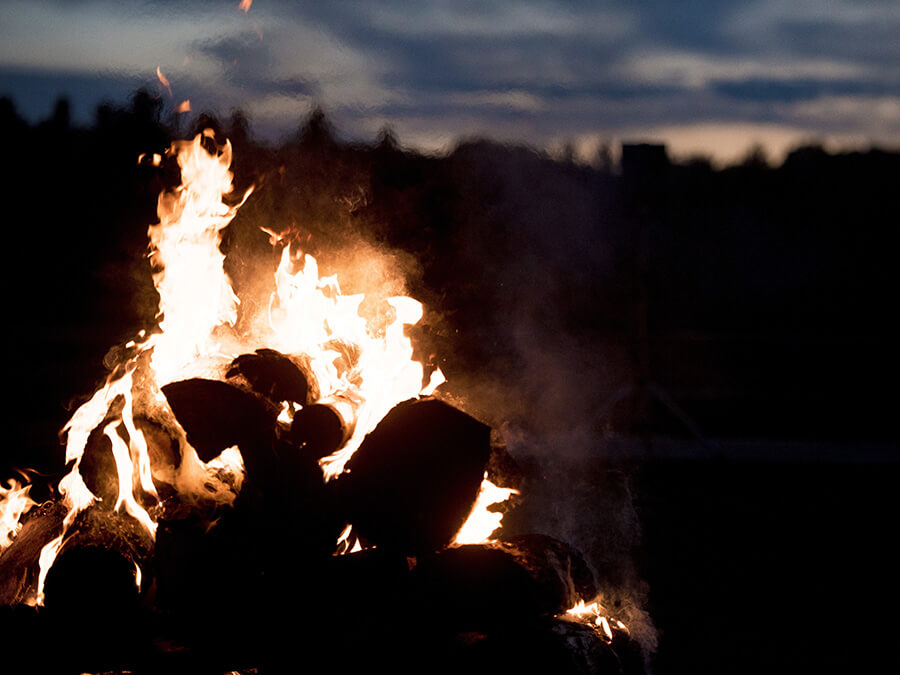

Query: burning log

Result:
[335,397,491,554]
[289,398,356,459]
[161,377,278,462]
[486,439,524,490]
[504,533,599,606]
[0,501,65,605]
[227,348,319,406]
[153,509,267,657]
[24,505,158,671]
[410,535,597,631]
[42,544,141,616]
[133,414,182,496]
[40,541,153,673]
[443,619,629,675]
[325,547,413,613]
[42,505,154,588]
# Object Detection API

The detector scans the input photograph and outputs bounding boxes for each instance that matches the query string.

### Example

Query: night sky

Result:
[2,0,898,163]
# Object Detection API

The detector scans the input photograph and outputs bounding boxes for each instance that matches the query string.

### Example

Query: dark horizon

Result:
[1,83,898,675]
[1,88,897,473]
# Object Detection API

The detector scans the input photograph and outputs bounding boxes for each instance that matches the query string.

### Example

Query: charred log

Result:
[411,536,596,631]
[57,505,154,569]
[33,506,156,672]
[450,619,627,675]
[79,423,123,504]
[486,439,524,490]
[75,394,125,503]
[265,438,344,551]
[41,543,152,674]
[324,547,413,613]
[227,348,319,405]
[153,510,266,652]
[161,377,278,462]
[335,397,490,554]
[502,533,598,606]
[289,399,355,459]
[0,501,65,605]
[133,414,181,498]
[43,544,140,616]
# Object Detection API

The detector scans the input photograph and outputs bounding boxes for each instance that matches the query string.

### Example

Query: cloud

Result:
[786,95,900,138]
[1,0,897,160]
[0,0,233,76]
[618,50,866,90]
[355,0,634,39]
[726,0,900,68]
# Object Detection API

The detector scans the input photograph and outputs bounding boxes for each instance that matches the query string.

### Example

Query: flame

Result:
[334,525,363,555]
[452,474,519,545]
[334,523,356,555]
[24,128,442,603]
[266,242,442,480]
[239,0,252,12]
[137,153,162,167]
[0,478,37,550]
[420,367,446,396]
[156,66,172,97]
[32,131,250,602]
[175,100,191,114]
[148,129,249,383]
[566,598,627,640]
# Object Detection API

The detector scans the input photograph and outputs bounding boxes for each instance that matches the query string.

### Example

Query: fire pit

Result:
[0,130,643,674]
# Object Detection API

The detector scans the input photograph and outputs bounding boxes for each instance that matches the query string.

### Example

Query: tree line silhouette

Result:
[2,90,897,475]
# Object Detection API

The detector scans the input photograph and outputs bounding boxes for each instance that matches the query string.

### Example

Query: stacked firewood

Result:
[0,349,644,675]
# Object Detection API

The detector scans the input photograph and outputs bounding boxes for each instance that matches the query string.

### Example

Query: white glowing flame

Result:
[33,132,250,603]
[420,367,446,397]
[148,129,250,383]
[566,598,627,640]
[29,129,440,604]
[266,243,441,481]
[0,478,37,550]
[452,474,519,545]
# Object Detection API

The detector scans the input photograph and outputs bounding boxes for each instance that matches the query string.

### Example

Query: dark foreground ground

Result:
[634,454,899,674]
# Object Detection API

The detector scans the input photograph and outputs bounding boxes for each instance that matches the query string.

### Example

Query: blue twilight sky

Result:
[1,0,898,163]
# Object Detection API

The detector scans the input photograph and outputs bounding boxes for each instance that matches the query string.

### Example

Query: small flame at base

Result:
[566,598,629,641]
[452,474,519,545]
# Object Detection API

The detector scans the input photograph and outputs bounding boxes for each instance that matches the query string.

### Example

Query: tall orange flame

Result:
[27,129,446,602]
[156,66,172,97]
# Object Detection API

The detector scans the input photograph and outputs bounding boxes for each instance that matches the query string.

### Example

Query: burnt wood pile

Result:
[0,348,644,675]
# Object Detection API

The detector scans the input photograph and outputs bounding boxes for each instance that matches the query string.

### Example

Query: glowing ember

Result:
[452,474,519,545]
